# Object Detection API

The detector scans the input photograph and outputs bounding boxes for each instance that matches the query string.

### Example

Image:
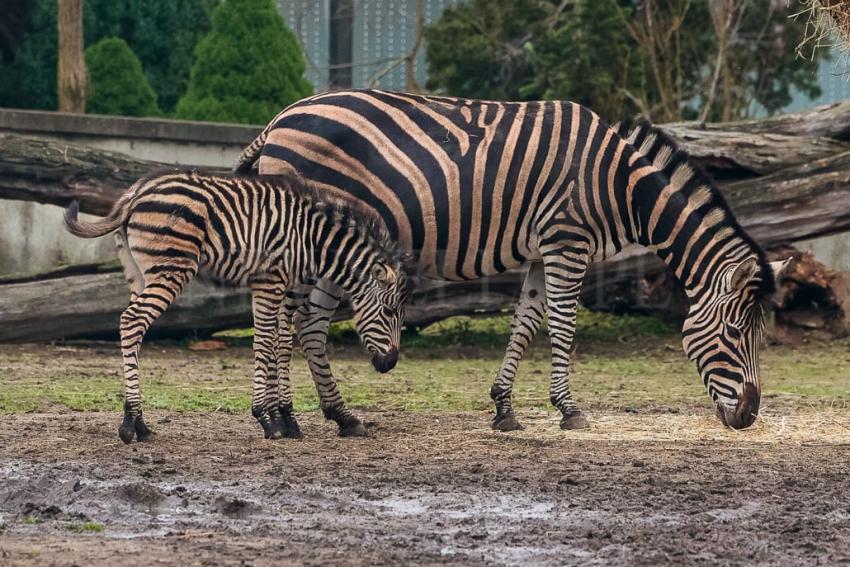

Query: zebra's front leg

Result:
[296,280,368,437]
[250,277,287,439]
[490,262,546,432]
[542,249,590,430]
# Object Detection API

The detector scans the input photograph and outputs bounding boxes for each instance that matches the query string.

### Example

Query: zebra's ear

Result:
[729,257,759,291]
[371,263,396,285]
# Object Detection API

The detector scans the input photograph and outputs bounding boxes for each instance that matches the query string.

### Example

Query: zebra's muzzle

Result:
[716,382,760,429]
[371,346,398,373]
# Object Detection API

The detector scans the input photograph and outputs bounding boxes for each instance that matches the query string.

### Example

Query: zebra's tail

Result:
[234,127,268,173]
[64,178,145,238]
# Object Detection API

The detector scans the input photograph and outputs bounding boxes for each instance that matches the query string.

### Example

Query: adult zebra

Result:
[65,170,412,443]
[236,89,785,433]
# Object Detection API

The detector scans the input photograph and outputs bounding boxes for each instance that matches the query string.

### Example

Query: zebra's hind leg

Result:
[296,279,368,438]
[250,277,287,439]
[541,248,590,430]
[490,262,546,432]
[270,299,303,439]
[118,268,192,444]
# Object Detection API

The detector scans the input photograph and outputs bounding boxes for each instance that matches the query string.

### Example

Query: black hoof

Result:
[253,407,278,439]
[338,418,369,438]
[265,410,286,440]
[119,405,137,444]
[134,418,155,442]
[560,411,590,430]
[118,424,135,444]
[281,413,304,439]
[492,411,523,432]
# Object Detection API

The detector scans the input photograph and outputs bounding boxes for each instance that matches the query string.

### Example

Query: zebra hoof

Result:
[338,419,369,438]
[492,412,523,432]
[560,412,590,430]
[281,414,304,439]
[118,424,135,444]
[134,418,156,442]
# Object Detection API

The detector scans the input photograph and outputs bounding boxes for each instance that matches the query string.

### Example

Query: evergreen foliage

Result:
[85,37,160,116]
[0,0,213,113]
[175,0,312,125]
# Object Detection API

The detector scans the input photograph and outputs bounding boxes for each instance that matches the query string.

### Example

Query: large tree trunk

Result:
[57,0,87,113]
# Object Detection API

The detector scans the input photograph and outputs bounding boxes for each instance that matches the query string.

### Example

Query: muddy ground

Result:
[1,408,849,566]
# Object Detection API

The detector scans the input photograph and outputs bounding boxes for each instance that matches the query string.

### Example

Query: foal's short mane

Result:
[614,118,776,299]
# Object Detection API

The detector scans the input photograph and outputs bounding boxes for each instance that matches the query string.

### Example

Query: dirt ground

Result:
[1,408,849,566]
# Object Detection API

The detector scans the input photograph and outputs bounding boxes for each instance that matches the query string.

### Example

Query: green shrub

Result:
[175,0,312,124]
[85,37,160,117]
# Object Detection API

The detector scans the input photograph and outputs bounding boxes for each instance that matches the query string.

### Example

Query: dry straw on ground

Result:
[503,408,850,445]
[796,0,850,62]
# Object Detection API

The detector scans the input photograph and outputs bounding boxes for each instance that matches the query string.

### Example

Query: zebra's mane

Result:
[614,118,776,299]
[249,171,407,266]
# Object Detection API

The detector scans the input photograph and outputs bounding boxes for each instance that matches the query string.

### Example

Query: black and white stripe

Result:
[237,89,783,430]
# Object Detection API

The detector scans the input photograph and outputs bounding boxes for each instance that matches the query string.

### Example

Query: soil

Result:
[1,410,849,566]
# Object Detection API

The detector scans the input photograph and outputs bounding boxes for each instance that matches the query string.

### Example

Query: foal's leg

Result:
[490,262,547,431]
[267,304,303,438]
[250,277,287,439]
[118,268,193,444]
[295,280,368,437]
[541,248,590,430]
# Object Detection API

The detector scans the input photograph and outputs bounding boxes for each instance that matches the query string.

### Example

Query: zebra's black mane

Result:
[615,118,775,299]
[254,171,407,265]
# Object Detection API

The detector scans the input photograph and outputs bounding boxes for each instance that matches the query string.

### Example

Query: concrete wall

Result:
[0,110,261,276]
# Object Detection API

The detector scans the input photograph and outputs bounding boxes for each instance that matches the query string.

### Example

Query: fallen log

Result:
[663,100,850,141]
[657,126,850,176]
[0,135,160,215]
[0,262,525,342]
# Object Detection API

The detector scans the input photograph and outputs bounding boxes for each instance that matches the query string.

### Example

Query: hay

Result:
[500,407,850,446]
[796,0,850,65]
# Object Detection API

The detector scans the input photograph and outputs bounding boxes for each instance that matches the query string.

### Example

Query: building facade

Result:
[279,0,461,92]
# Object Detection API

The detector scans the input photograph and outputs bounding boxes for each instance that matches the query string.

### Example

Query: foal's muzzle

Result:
[716,383,760,429]
[371,346,398,373]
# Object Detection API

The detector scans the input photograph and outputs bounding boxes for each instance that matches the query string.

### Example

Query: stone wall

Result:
[0,110,261,276]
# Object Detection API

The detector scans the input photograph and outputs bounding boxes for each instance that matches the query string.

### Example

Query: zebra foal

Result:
[64,170,412,444]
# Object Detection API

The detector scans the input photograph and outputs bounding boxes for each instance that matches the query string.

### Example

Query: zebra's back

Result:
[256,89,625,281]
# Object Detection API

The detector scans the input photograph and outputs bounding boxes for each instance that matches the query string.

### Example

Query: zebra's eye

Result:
[726,325,741,341]
[381,305,394,318]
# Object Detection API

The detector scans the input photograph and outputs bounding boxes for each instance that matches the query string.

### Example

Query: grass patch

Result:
[216,308,677,349]
[1,316,848,416]
[22,516,37,525]
[68,522,104,533]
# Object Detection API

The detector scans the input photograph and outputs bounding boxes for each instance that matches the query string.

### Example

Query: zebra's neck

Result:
[623,145,760,297]
[311,211,375,293]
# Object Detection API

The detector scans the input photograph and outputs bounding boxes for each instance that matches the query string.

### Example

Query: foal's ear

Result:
[729,257,760,291]
[371,263,396,284]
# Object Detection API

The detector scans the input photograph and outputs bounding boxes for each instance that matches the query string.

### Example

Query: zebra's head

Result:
[682,257,787,429]
[350,260,415,373]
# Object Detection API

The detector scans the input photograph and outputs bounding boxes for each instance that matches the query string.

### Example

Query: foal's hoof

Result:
[492,412,523,432]
[118,425,135,445]
[560,411,590,430]
[134,419,156,442]
[338,418,369,438]
[281,414,304,439]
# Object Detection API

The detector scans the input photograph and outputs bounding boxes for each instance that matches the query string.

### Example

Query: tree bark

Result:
[57,0,87,113]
